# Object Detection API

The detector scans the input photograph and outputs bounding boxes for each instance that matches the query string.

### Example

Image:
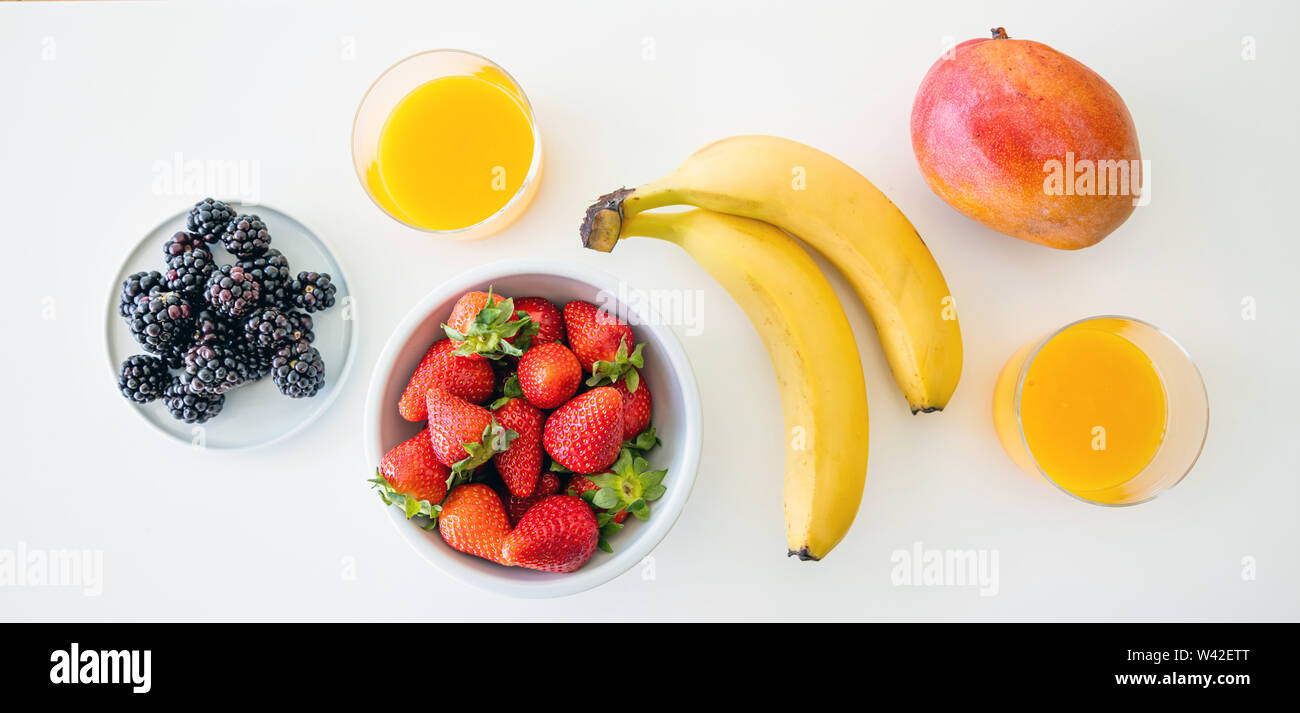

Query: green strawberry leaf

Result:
[596,517,624,553]
[452,419,516,476]
[640,469,667,489]
[643,483,667,501]
[511,317,541,352]
[592,487,621,510]
[369,472,442,529]
[548,458,573,474]
[626,342,645,369]
[625,425,661,453]
[501,374,523,398]
[489,377,523,410]
[584,339,647,388]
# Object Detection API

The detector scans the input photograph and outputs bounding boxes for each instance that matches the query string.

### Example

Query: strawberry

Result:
[516,342,581,410]
[504,471,561,527]
[398,338,495,421]
[543,386,623,473]
[426,387,514,476]
[443,287,533,360]
[369,429,451,528]
[613,375,652,442]
[568,449,667,551]
[438,483,511,564]
[575,449,666,521]
[492,397,544,498]
[566,473,628,525]
[513,296,565,347]
[500,495,598,573]
[562,300,645,389]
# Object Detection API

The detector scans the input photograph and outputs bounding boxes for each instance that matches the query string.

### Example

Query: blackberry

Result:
[162,377,225,424]
[221,214,271,257]
[117,355,171,403]
[185,198,237,244]
[236,248,291,307]
[161,344,187,370]
[204,264,261,318]
[289,271,337,313]
[182,342,247,394]
[285,310,315,343]
[119,270,163,318]
[243,306,295,350]
[162,231,207,260]
[270,339,325,398]
[190,308,232,345]
[231,337,270,382]
[164,242,216,296]
[128,290,194,354]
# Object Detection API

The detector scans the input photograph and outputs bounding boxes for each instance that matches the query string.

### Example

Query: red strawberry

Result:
[562,300,645,386]
[369,429,451,524]
[504,471,561,527]
[446,290,499,336]
[613,376,652,442]
[543,386,623,473]
[567,473,627,524]
[378,429,450,502]
[438,483,511,564]
[398,339,495,421]
[500,495,598,573]
[492,397,544,498]
[426,387,513,474]
[443,287,532,360]
[513,297,565,347]
[516,342,581,410]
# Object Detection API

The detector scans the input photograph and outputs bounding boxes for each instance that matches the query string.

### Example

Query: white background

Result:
[1,0,1296,622]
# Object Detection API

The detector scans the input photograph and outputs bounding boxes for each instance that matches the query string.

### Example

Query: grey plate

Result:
[105,203,358,449]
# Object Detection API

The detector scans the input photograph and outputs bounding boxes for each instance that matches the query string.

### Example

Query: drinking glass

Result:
[992,316,1209,506]
[351,49,543,240]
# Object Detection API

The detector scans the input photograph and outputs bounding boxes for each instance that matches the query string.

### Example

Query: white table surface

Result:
[1,0,1296,622]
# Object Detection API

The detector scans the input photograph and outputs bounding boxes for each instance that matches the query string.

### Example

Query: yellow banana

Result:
[619,209,869,561]
[582,135,962,413]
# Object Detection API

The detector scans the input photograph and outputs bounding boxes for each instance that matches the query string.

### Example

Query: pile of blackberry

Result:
[116,198,339,424]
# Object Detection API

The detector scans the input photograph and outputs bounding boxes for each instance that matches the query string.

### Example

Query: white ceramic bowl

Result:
[363,259,702,598]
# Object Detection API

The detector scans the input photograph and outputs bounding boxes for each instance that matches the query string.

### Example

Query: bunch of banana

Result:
[580,136,963,560]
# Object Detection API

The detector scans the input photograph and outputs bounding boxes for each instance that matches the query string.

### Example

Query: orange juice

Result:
[368,71,536,231]
[994,318,1168,500]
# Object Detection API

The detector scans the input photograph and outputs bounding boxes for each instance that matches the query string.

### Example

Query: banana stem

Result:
[580,183,680,253]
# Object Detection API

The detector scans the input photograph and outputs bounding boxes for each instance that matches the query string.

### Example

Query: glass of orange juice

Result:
[992,316,1208,506]
[351,50,543,239]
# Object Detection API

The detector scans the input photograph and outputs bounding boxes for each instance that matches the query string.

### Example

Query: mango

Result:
[910,28,1142,250]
